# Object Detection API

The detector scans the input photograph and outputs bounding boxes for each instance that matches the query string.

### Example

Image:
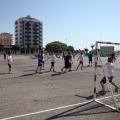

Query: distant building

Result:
[100,46,114,54]
[0,33,13,46]
[15,15,43,49]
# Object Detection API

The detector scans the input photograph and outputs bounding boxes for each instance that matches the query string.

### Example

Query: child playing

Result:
[76,52,83,70]
[61,52,72,73]
[35,51,43,74]
[98,57,119,95]
[88,51,93,66]
[7,52,12,74]
[49,51,56,72]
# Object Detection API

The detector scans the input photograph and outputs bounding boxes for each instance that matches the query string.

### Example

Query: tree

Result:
[45,41,67,53]
[84,48,89,53]
[12,45,21,53]
[0,46,4,51]
[30,45,37,53]
[67,46,74,52]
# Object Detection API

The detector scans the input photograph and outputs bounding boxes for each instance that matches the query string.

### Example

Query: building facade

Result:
[0,33,13,46]
[15,15,43,49]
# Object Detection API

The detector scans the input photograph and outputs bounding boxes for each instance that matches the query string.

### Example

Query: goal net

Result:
[94,41,120,111]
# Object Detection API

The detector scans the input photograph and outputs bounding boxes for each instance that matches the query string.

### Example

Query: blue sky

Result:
[0,0,120,50]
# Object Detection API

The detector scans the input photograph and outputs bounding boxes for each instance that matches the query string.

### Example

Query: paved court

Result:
[0,54,120,120]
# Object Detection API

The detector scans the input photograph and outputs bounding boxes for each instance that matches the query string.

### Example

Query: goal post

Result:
[94,41,120,111]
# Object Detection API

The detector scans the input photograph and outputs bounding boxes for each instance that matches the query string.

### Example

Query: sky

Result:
[0,0,120,50]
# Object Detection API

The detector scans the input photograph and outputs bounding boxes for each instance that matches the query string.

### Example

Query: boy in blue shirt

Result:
[61,52,72,73]
[88,51,93,66]
[35,51,43,74]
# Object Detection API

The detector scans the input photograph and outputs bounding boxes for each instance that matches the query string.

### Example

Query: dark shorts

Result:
[65,62,69,69]
[69,63,71,68]
[8,63,11,68]
[89,59,92,62]
[101,76,113,84]
[51,62,55,66]
[38,63,42,67]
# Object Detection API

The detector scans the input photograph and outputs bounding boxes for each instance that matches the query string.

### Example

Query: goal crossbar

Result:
[97,41,120,45]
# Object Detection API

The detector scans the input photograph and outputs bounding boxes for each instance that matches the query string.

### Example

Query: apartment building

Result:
[15,15,43,49]
[0,33,13,46]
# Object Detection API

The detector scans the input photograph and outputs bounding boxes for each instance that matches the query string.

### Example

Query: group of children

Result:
[4,50,119,95]
[35,51,56,74]
[61,51,93,72]
[35,51,86,73]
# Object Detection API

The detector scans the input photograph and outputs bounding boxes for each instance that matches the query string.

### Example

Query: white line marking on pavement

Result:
[0,100,93,120]
[96,94,120,101]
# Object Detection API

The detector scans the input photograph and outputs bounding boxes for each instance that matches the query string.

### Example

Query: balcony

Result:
[33,36,39,39]
[33,32,39,34]
[25,39,31,42]
[25,31,31,33]
[25,24,31,26]
[33,39,38,41]
[33,42,38,45]
[25,27,31,30]
[25,34,31,37]
[33,23,39,26]
[15,26,18,29]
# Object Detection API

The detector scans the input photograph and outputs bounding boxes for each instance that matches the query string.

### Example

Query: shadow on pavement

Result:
[20,73,35,77]
[51,72,64,76]
[45,102,112,120]
[75,95,94,100]
[0,73,9,75]
[23,70,36,72]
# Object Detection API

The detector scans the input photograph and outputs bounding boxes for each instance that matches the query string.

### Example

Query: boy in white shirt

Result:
[7,52,12,74]
[76,52,83,70]
[42,51,45,70]
[98,57,118,95]
[49,51,56,72]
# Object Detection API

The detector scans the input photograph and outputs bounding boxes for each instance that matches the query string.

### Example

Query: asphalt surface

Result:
[0,54,120,120]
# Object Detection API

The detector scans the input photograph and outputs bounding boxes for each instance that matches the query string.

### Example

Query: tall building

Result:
[15,15,43,49]
[0,33,13,46]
